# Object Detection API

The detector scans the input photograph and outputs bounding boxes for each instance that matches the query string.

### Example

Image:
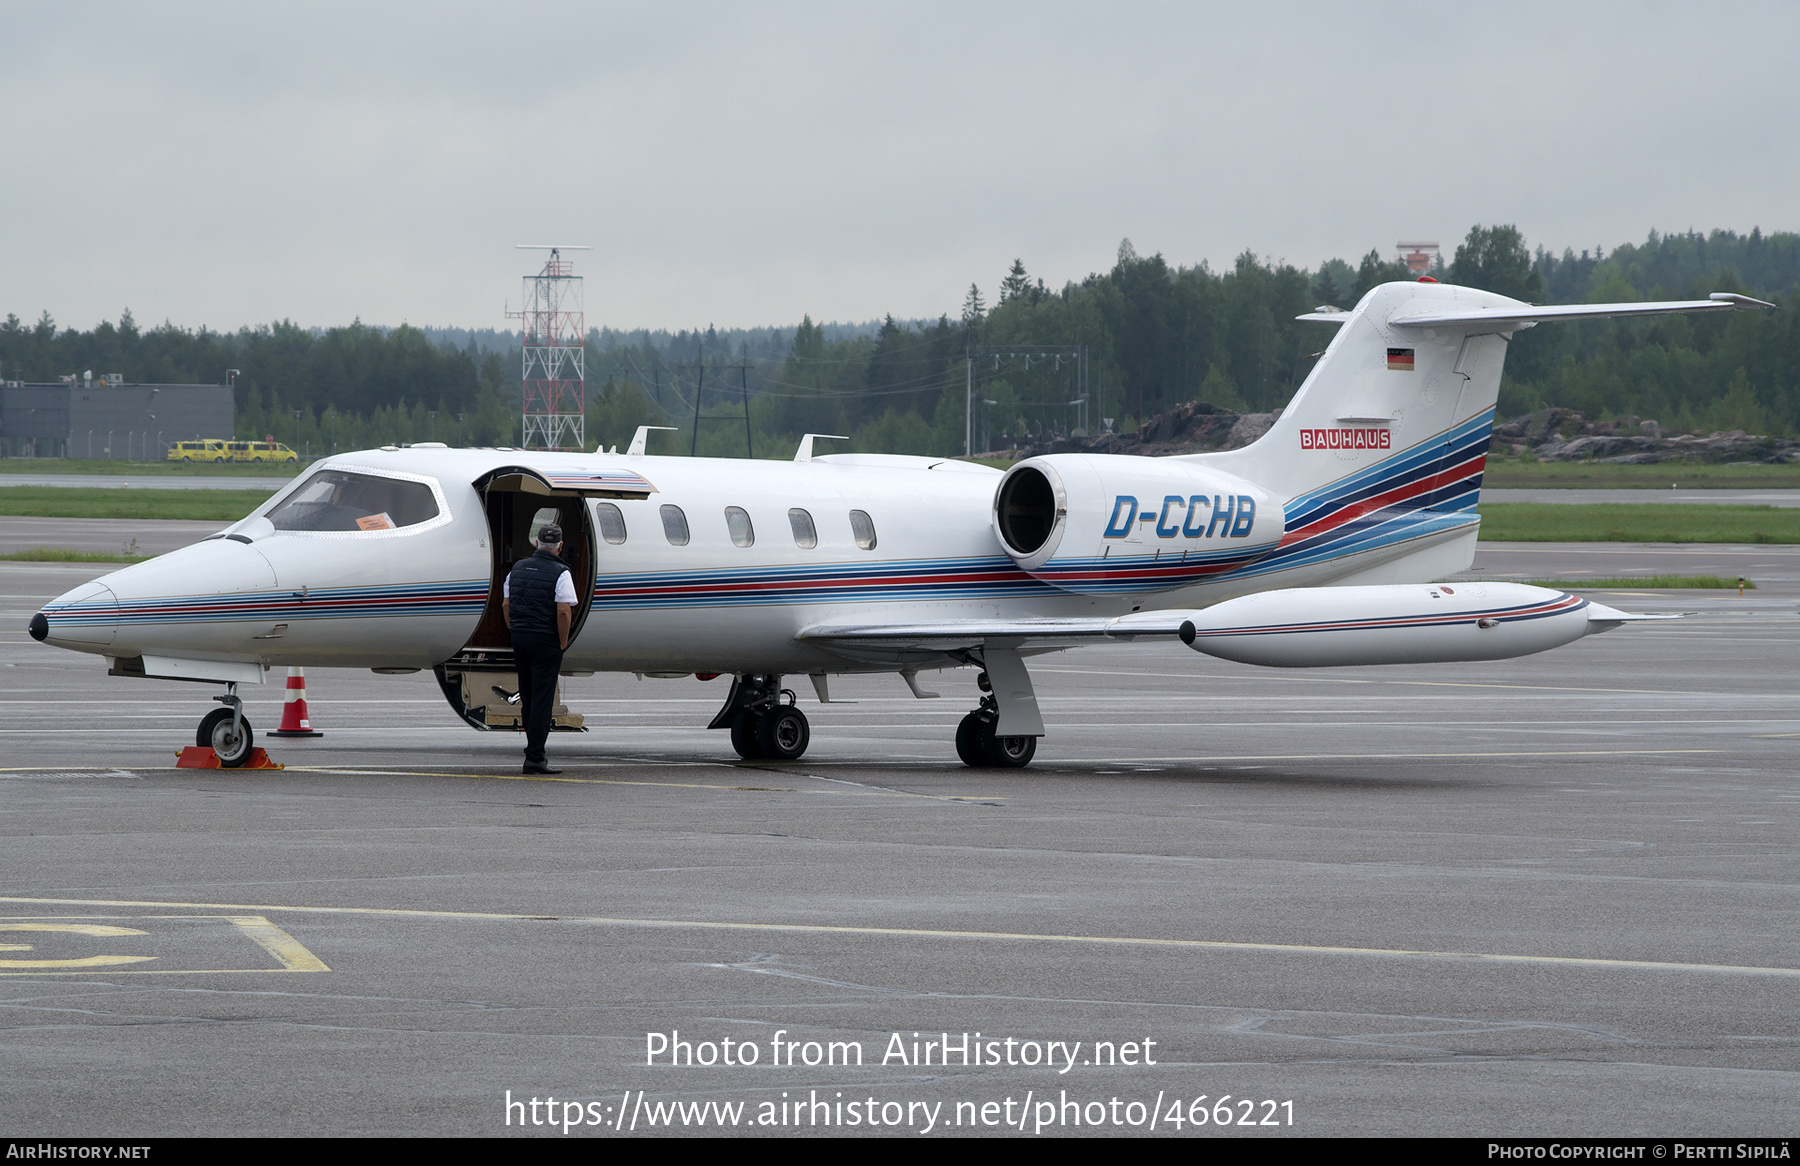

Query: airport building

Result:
[0,375,235,459]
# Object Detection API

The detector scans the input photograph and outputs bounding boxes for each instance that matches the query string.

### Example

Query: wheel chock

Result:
[175,746,284,770]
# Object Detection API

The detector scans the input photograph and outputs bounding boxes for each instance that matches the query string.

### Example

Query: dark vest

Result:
[507,549,569,638]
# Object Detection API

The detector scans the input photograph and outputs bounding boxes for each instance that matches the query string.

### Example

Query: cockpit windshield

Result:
[266,469,440,532]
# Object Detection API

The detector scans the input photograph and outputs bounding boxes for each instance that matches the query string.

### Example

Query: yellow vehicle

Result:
[234,440,299,464]
[167,439,230,463]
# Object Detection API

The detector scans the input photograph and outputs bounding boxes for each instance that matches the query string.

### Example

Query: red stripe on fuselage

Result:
[1279,451,1486,547]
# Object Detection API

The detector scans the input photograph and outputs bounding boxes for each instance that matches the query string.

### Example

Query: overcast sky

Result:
[3,1,1795,334]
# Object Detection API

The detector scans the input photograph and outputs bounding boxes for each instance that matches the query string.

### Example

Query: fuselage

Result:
[32,440,1477,679]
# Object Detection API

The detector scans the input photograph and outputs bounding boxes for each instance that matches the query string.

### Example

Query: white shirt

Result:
[503,564,579,605]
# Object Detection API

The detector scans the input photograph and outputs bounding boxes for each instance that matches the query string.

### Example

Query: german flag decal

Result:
[1387,348,1415,371]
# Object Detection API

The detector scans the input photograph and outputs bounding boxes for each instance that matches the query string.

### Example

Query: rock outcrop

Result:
[990,402,1797,464]
[1493,408,1797,463]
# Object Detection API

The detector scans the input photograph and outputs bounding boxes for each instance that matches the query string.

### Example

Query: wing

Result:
[796,611,1198,664]
[797,586,1683,669]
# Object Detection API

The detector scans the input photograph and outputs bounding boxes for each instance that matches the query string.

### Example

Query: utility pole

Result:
[690,334,704,458]
[965,352,973,458]
[740,342,753,459]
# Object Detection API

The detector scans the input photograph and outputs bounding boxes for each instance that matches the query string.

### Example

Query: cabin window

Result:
[267,469,440,532]
[595,502,627,545]
[725,506,754,548]
[660,504,690,546]
[788,508,817,549]
[528,507,561,545]
[849,509,877,550]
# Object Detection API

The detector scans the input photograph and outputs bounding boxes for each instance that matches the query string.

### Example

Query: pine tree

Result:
[960,284,986,327]
[1000,259,1030,303]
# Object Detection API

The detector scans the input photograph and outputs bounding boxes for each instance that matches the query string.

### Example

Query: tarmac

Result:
[0,538,1794,1137]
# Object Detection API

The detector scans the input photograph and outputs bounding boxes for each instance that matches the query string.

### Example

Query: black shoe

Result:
[523,761,563,775]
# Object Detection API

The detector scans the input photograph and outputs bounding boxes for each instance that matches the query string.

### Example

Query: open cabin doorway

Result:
[462,482,596,653]
[435,463,653,732]
[435,473,596,733]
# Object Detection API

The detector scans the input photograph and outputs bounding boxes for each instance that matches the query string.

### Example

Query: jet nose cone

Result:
[37,580,120,648]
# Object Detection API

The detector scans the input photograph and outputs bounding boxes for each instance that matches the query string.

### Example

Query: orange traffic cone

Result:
[269,666,324,737]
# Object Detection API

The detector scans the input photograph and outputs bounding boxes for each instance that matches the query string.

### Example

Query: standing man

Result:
[503,522,577,775]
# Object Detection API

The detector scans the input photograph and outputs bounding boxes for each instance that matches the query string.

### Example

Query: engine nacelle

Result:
[992,454,1283,595]
[1181,582,1595,667]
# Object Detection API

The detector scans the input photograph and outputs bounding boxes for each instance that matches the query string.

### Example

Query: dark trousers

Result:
[511,633,564,763]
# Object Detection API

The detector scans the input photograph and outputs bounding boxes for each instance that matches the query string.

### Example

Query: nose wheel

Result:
[197,688,255,768]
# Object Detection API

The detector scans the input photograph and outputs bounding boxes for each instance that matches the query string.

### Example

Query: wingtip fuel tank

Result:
[1179,582,1596,667]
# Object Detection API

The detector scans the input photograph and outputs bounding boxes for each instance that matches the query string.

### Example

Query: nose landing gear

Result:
[954,670,1037,768]
[196,684,256,768]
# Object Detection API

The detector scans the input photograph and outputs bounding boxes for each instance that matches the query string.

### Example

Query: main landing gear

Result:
[712,674,811,762]
[954,670,1036,768]
[196,684,255,767]
[709,656,1041,768]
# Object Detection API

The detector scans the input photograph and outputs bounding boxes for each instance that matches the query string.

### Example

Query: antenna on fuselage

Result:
[628,425,678,456]
[794,433,849,463]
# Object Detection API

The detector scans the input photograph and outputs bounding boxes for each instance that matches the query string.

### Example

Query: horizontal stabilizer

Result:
[1584,602,1684,633]
[1387,292,1773,332]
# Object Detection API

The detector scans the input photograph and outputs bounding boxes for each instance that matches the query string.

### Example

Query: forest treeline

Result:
[3,224,1796,458]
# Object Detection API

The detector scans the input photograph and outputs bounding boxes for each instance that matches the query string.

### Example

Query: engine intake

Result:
[992,455,1282,596]
[995,465,1062,557]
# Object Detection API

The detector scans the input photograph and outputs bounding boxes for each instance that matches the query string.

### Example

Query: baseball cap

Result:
[536,523,563,546]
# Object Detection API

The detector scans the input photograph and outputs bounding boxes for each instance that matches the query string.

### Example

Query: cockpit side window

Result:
[266,470,440,531]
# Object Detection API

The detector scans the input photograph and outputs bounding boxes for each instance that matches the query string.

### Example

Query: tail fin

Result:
[1194,280,1515,506]
[1195,280,1771,503]
[1188,281,1770,584]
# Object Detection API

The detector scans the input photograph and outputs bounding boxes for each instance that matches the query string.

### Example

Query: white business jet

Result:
[28,281,1773,767]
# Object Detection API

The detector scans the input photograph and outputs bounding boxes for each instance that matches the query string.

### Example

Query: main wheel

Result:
[754,705,810,761]
[955,712,985,767]
[729,709,763,760]
[979,720,1036,768]
[197,708,255,768]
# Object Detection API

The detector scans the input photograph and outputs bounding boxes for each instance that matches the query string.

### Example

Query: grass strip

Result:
[0,548,150,564]
[0,487,272,521]
[1508,575,1754,590]
[1477,503,1800,543]
[1483,460,1800,489]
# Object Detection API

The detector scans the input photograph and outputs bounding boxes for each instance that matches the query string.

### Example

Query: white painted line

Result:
[1,896,1792,980]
